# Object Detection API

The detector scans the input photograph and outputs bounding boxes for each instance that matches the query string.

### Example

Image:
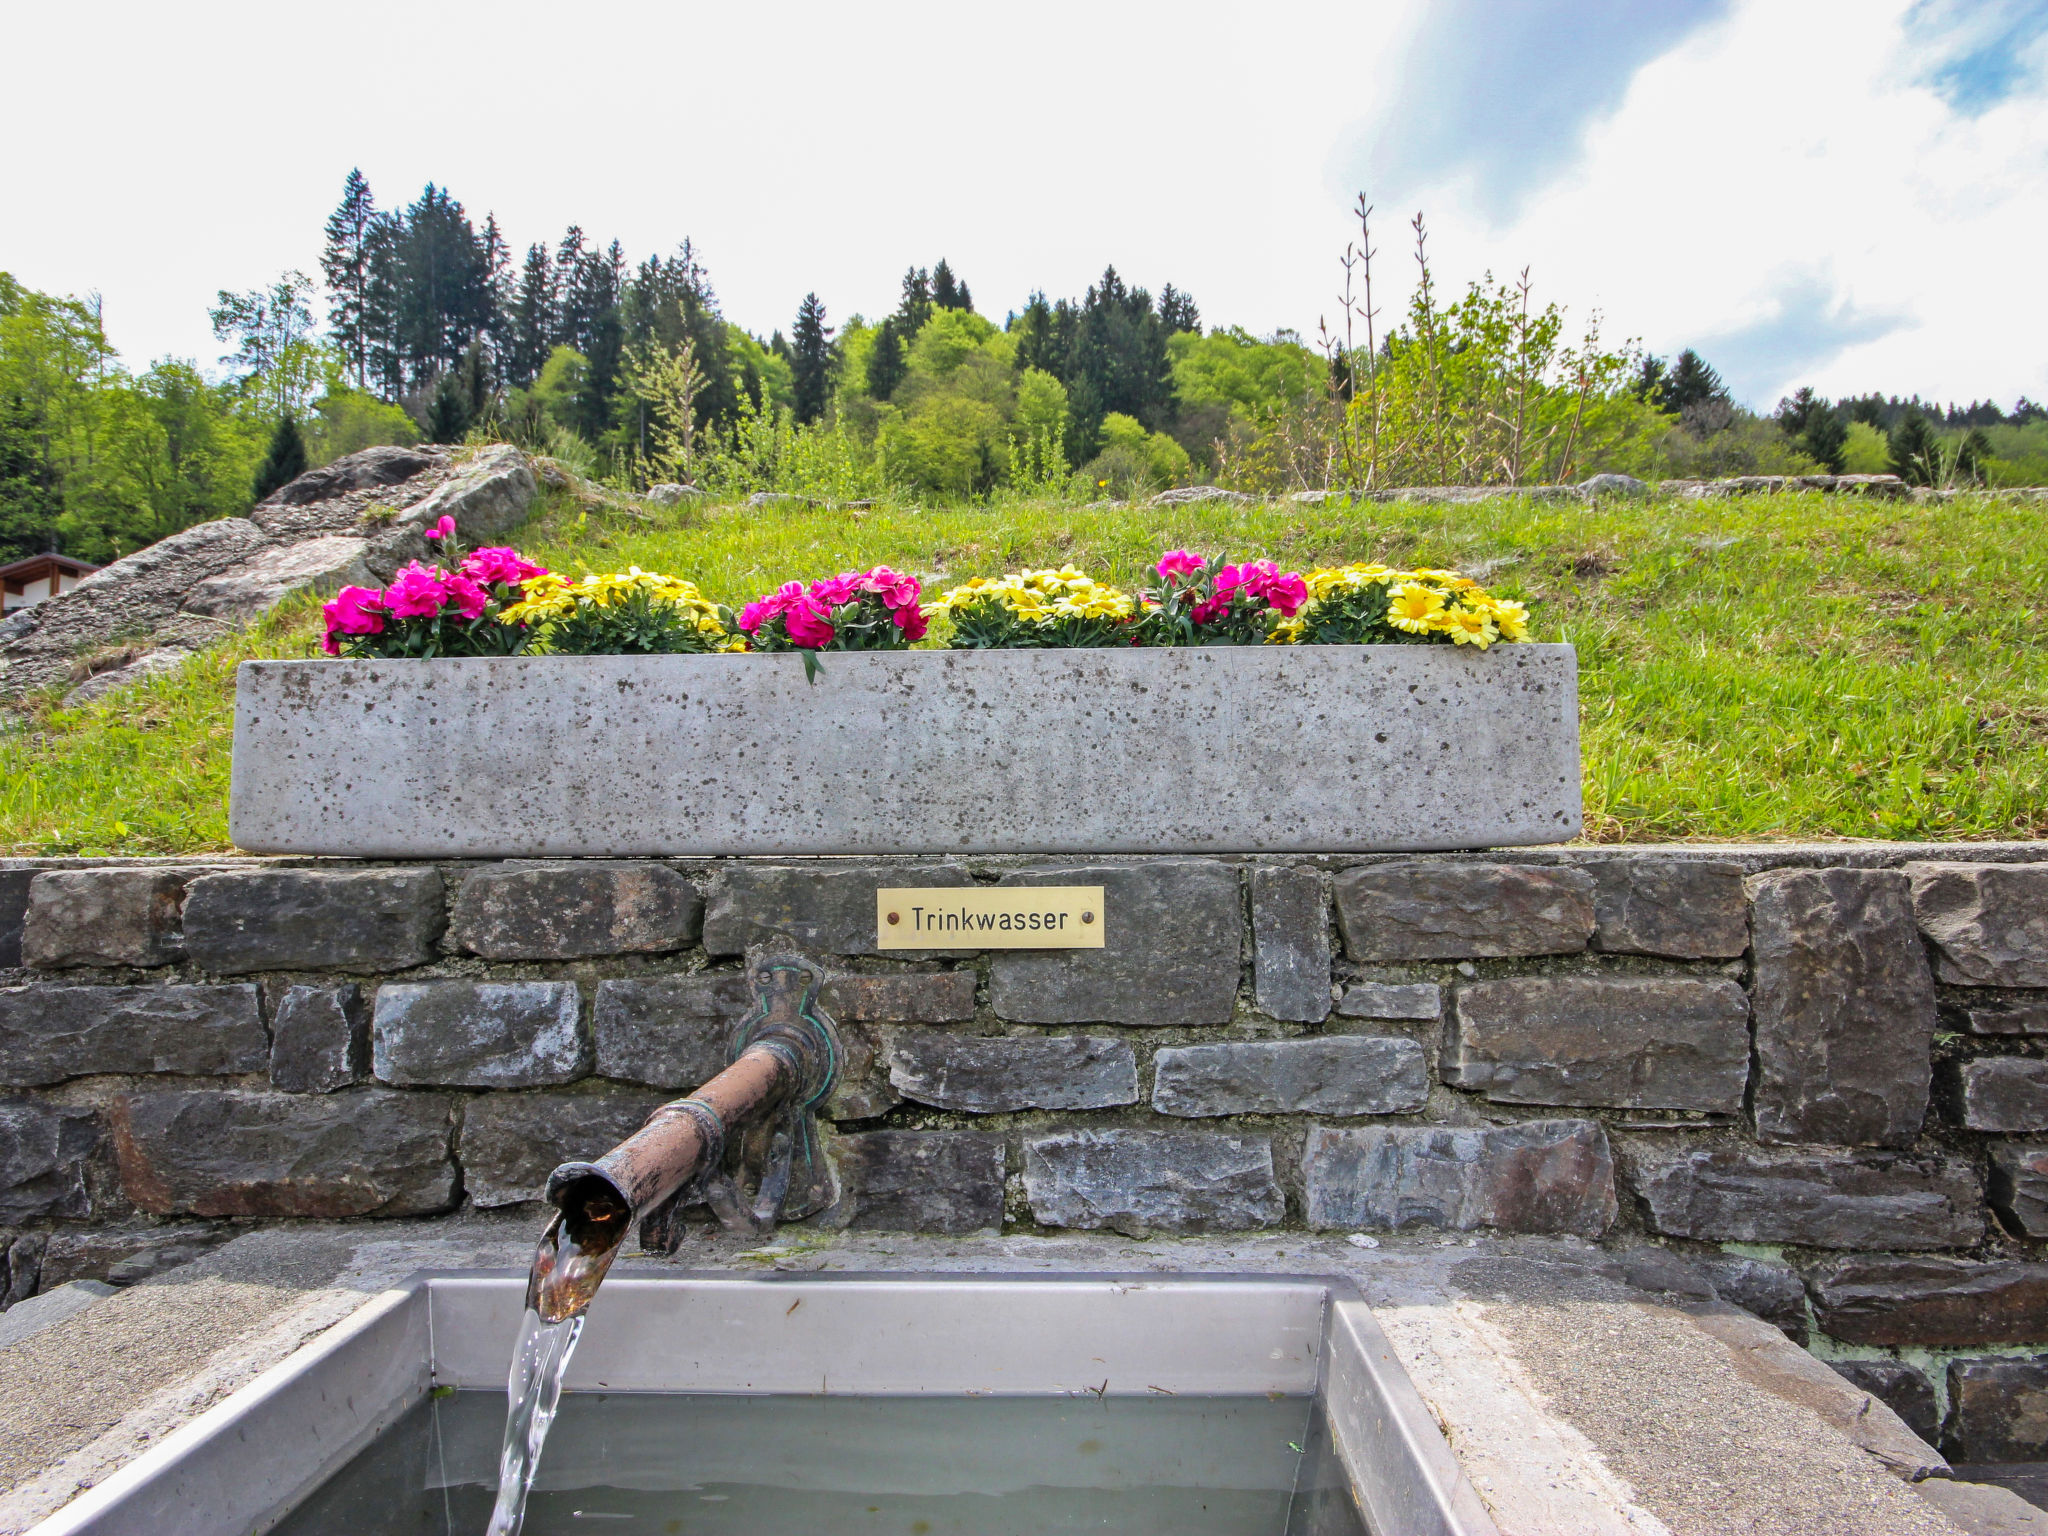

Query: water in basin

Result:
[269,1390,1368,1535]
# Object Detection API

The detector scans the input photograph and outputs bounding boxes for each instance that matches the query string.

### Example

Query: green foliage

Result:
[210,272,325,424]
[252,414,308,500]
[1168,327,1318,417]
[879,396,1009,496]
[307,387,418,465]
[1841,420,1891,472]
[536,588,732,655]
[790,293,832,426]
[1080,413,1191,496]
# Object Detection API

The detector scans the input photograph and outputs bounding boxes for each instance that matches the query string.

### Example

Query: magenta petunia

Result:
[1156,550,1204,580]
[443,573,490,620]
[383,562,452,618]
[320,586,386,653]
[784,599,836,648]
[424,514,456,542]
[461,546,547,587]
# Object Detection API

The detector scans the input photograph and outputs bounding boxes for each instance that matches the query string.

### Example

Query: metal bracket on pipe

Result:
[639,954,840,1251]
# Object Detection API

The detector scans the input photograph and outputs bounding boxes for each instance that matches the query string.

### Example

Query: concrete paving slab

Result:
[0,1221,1994,1535]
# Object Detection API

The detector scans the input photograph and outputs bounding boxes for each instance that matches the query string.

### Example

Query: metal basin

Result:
[28,1272,1498,1536]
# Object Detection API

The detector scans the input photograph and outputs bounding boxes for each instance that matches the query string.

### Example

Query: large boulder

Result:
[0,443,537,702]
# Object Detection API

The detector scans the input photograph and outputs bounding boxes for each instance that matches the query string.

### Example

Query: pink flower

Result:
[809,575,858,608]
[1262,572,1308,616]
[894,604,929,641]
[443,573,489,620]
[460,546,547,587]
[1157,550,1204,580]
[321,586,386,653]
[737,600,771,634]
[785,599,836,648]
[424,514,456,542]
[1191,595,1231,625]
[383,562,452,618]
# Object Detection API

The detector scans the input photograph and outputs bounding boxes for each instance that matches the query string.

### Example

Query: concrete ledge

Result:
[228,645,1581,857]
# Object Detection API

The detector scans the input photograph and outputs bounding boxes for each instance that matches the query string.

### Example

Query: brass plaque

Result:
[876,886,1105,949]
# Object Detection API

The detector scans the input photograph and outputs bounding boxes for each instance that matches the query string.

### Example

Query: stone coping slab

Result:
[226,645,1581,857]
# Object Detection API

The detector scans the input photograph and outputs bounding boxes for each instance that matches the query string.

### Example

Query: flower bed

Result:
[238,519,1578,857]
[317,523,1533,662]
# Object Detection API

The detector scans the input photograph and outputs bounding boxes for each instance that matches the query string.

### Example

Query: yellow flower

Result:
[1387,582,1446,633]
[1487,598,1529,642]
[1442,604,1499,648]
[1267,617,1305,644]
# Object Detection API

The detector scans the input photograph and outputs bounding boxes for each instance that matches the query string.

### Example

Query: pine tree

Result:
[1632,355,1671,411]
[506,244,557,389]
[1010,293,1056,375]
[895,267,932,338]
[428,368,473,443]
[252,414,308,500]
[931,260,972,313]
[866,318,906,400]
[1957,427,1993,482]
[1888,408,1937,484]
[320,170,378,389]
[790,293,833,425]
[1159,284,1200,336]
[1662,350,1729,414]
[1777,386,1822,438]
[1803,409,1849,473]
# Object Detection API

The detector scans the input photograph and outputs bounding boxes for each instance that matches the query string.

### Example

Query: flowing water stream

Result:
[482,1308,586,1536]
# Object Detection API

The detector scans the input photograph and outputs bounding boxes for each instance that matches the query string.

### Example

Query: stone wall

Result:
[4,844,2048,1458]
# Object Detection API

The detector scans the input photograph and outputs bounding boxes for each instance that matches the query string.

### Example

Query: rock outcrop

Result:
[0,443,538,703]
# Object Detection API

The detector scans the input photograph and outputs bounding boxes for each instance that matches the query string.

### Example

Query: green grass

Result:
[5,484,2046,854]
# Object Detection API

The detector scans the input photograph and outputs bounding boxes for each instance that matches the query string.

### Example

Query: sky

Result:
[3,0,2044,410]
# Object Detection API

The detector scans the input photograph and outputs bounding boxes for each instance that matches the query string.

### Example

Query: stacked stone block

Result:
[4,848,2048,1458]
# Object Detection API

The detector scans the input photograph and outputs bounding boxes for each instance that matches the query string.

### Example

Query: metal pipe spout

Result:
[527,955,840,1324]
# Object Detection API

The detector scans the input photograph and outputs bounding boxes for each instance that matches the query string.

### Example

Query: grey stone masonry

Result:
[1955,994,2048,1035]
[183,868,443,974]
[450,862,702,960]
[885,1034,1137,1113]
[21,870,191,968]
[268,984,369,1093]
[111,1088,459,1218]
[990,861,1241,1025]
[1831,1361,1940,1446]
[593,971,975,1091]
[458,1090,670,1207]
[1025,1129,1283,1233]
[1446,976,1750,1112]
[1333,863,1595,961]
[0,1099,98,1222]
[1302,1120,1617,1236]
[833,1131,1005,1233]
[0,869,30,969]
[592,974,745,1088]
[1809,1256,2048,1348]
[1992,1144,2048,1237]
[824,972,978,1023]
[1151,1037,1427,1117]
[1695,1254,1808,1345]
[1748,868,1936,1147]
[1585,858,1749,959]
[1908,861,2048,988]
[1954,1057,2048,1132]
[1946,1358,2048,1462]
[0,984,267,1087]
[1337,982,1442,1021]
[1250,866,1331,1022]
[372,981,587,1088]
[1631,1147,1983,1248]
[702,862,974,955]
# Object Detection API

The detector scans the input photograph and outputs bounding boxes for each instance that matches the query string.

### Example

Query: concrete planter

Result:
[228,645,1581,856]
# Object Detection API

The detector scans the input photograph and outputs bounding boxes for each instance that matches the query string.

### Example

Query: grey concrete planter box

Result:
[229,645,1581,856]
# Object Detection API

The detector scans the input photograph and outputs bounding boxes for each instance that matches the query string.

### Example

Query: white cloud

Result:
[1,0,2039,409]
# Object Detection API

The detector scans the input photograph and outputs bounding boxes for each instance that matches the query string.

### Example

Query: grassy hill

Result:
[4,479,2045,855]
